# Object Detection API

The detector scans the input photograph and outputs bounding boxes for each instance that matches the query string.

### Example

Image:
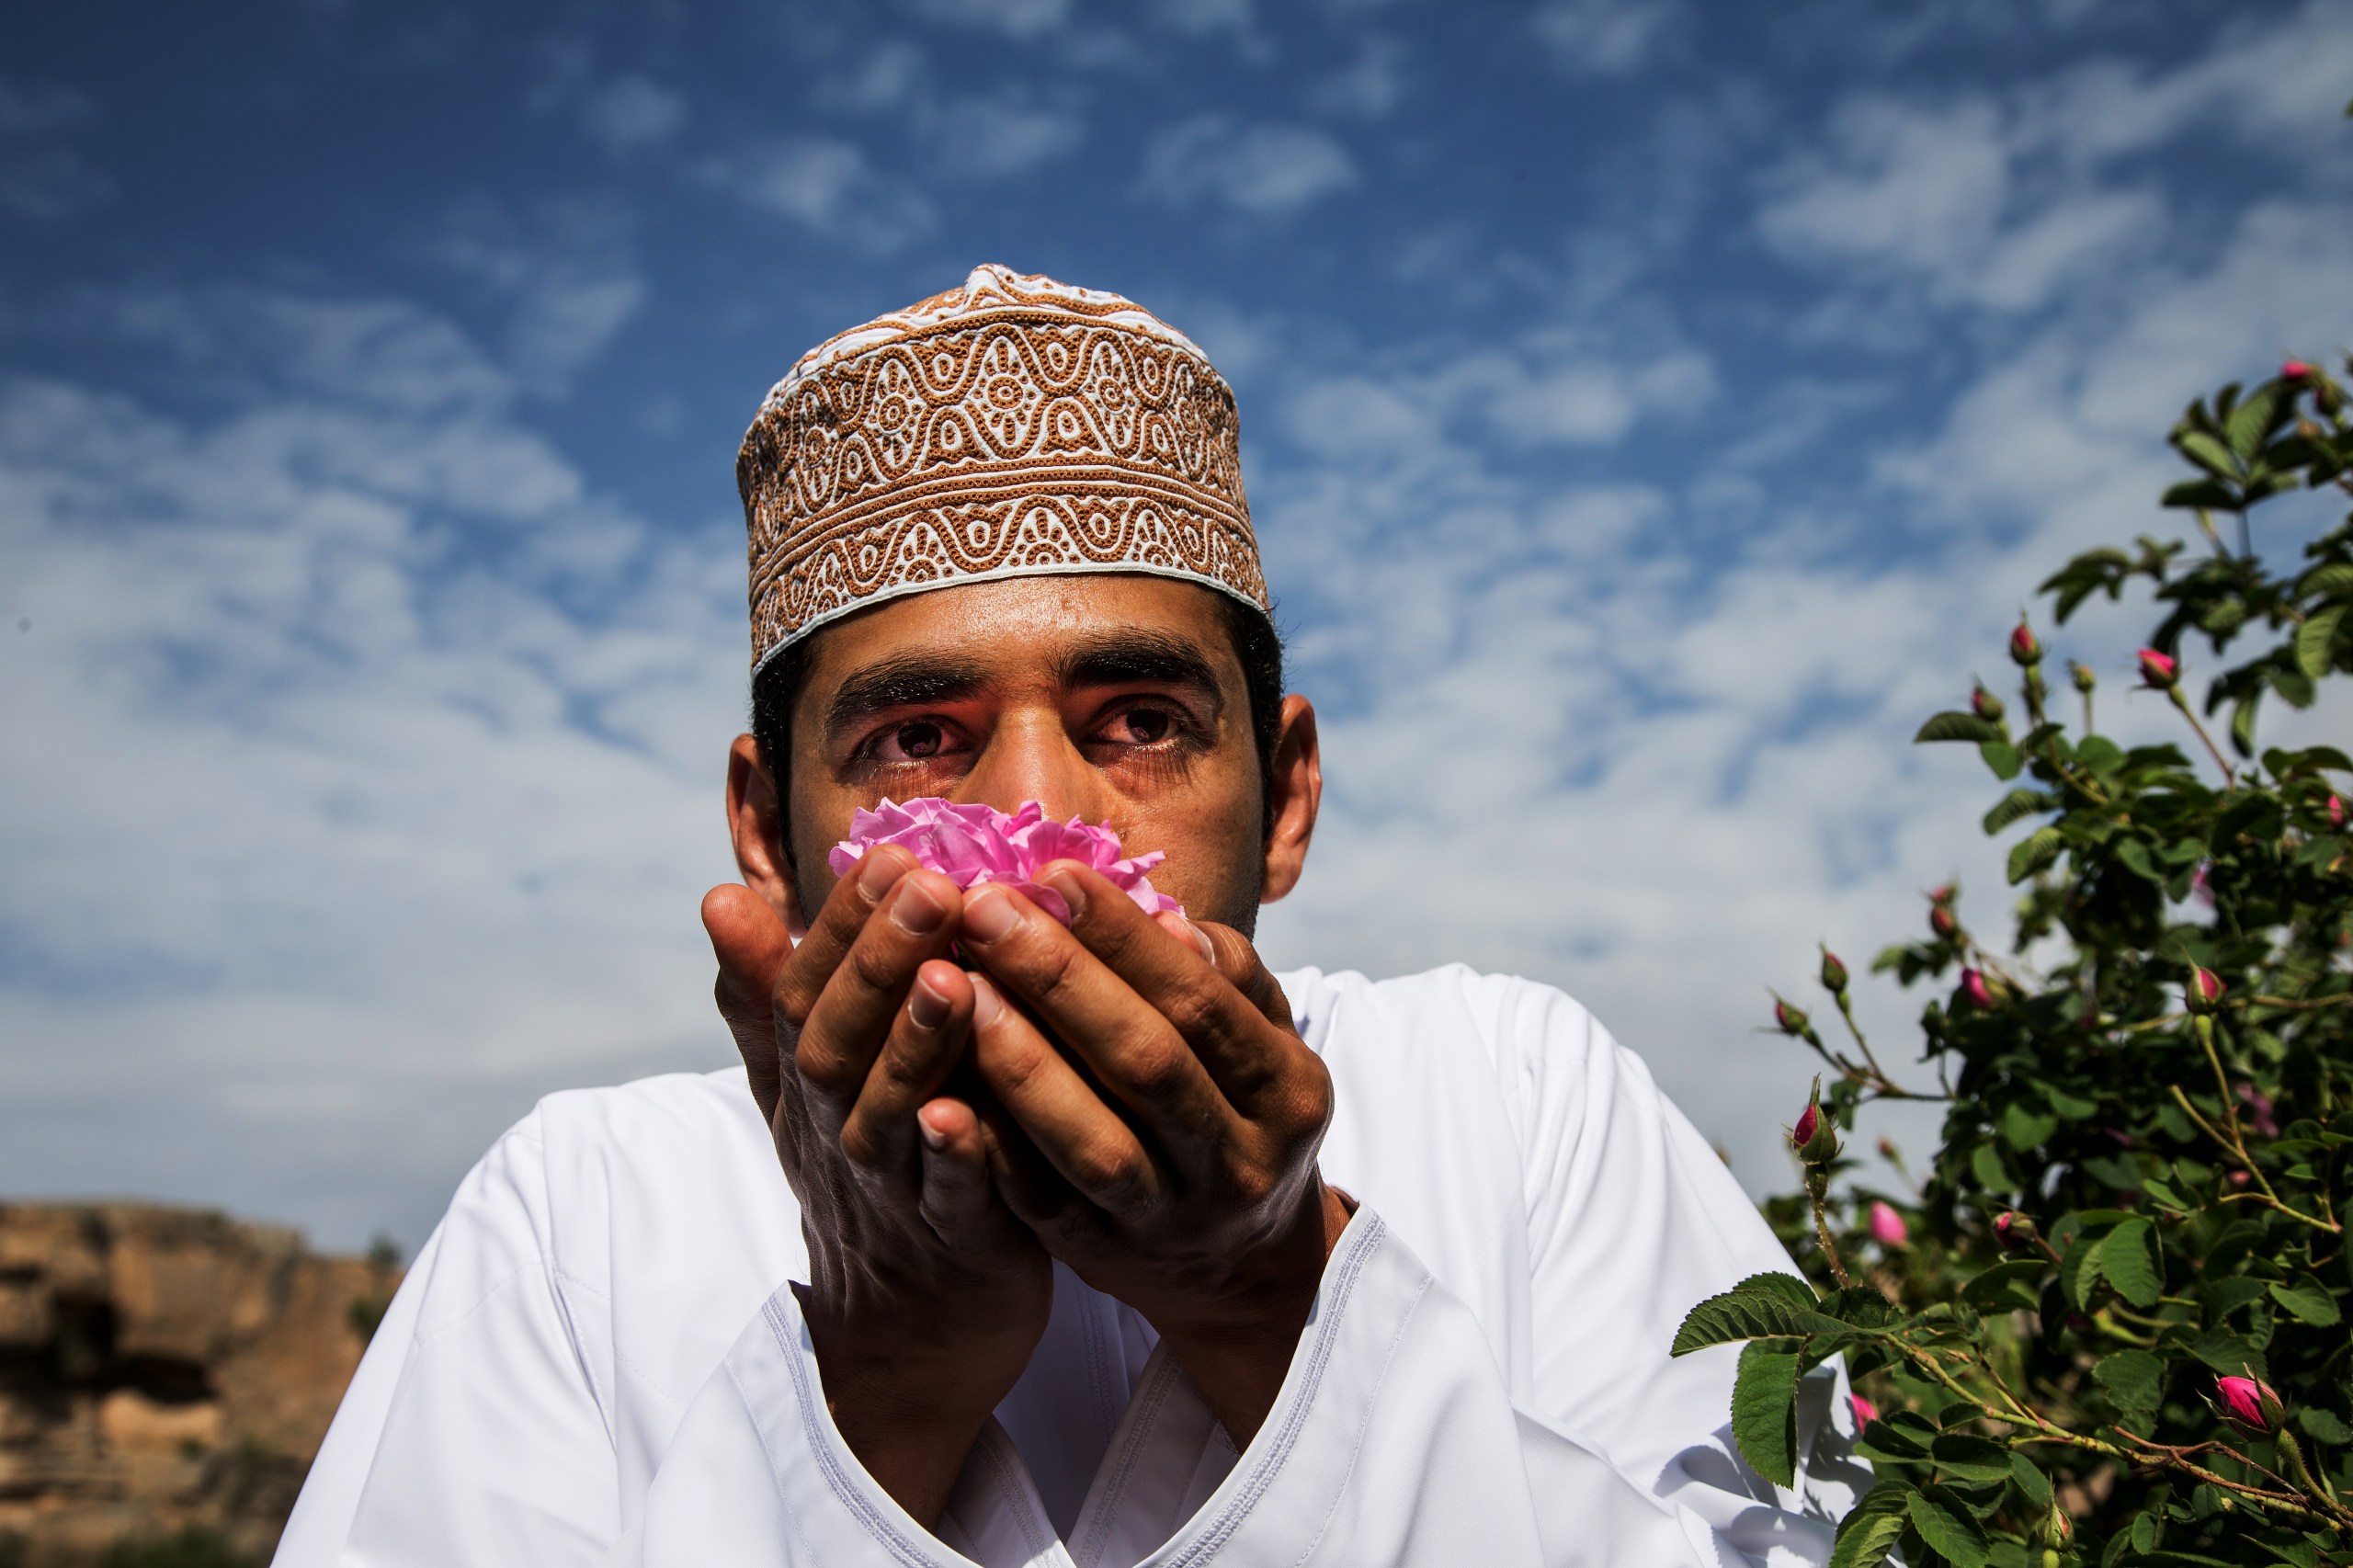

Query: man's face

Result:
[761,574,1313,934]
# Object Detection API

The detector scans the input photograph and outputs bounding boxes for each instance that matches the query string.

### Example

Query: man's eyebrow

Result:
[1059,632,1225,714]
[822,655,990,740]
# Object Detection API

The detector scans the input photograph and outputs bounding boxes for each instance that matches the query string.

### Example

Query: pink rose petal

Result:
[828,797,1182,923]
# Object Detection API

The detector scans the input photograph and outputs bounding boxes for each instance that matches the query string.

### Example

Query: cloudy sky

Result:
[4,0,2348,1253]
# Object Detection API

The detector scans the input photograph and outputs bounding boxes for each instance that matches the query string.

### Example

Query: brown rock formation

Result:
[0,1203,398,1566]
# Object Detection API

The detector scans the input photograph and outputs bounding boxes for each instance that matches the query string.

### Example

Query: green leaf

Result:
[1818,1286,1904,1330]
[1827,1485,1914,1568]
[1857,1415,1932,1460]
[1916,710,2007,744]
[1929,1432,2011,1485]
[2300,1406,2353,1445]
[2297,602,2347,679]
[2176,428,2239,477]
[1962,1259,2048,1313]
[1671,1275,1836,1355]
[2299,562,2353,599]
[1982,789,2052,835]
[1998,1101,2058,1150]
[2008,1451,2052,1512]
[2232,689,2261,757]
[1979,740,2021,780]
[1732,1339,1802,1488]
[2061,1231,2105,1310]
[2270,1277,2343,1326]
[1907,1484,1992,1568]
[2162,478,2240,510]
[2101,1217,2163,1308]
[2093,1349,2164,1415]
[2006,825,2064,885]
[2226,383,2283,460]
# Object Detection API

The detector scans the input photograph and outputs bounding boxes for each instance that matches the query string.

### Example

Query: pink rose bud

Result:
[2137,648,2178,687]
[2282,359,2313,381]
[1819,949,1848,994]
[1870,1200,1909,1247]
[2228,1169,2251,1187]
[1994,1210,2030,1248]
[1774,998,1812,1036]
[1849,1394,1880,1427]
[2215,1374,2282,1436]
[1792,1103,1820,1147]
[2330,793,2346,829]
[1930,904,1959,939]
[2009,620,2042,666]
[2069,659,2096,694]
[1960,968,1995,1009]
[2185,966,2225,1014]
[1971,684,2006,722]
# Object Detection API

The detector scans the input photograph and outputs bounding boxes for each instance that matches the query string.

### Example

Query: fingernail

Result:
[917,1108,949,1151]
[961,888,1019,944]
[970,974,1003,1028]
[908,974,951,1030]
[857,848,904,901]
[891,877,949,937]
[1041,867,1086,917]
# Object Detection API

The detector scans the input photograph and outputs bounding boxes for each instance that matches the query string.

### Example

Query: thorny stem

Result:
[1805,1172,1854,1290]
[2165,684,2237,784]
[2168,1077,2340,1233]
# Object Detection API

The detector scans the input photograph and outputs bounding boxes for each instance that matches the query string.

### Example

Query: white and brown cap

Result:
[737,264,1271,676]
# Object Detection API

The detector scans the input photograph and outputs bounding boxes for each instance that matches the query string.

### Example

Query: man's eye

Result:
[1108,707,1175,744]
[882,721,947,760]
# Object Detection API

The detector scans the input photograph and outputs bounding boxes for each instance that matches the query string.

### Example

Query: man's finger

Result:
[838,960,975,1178]
[795,869,965,1121]
[1034,865,1298,1119]
[702,883,794,1119]
[966,972,1165,1219]
[775,845,920,1026]
[915,1097,1025,1251]
[958,883,1237,1165]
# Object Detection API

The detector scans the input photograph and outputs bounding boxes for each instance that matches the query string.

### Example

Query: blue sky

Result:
[3,0,2348,1251]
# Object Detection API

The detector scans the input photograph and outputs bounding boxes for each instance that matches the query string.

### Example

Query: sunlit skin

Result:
[700,574,1347,1528]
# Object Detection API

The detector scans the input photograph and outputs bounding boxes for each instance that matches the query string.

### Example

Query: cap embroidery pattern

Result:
[737,264,1270,674]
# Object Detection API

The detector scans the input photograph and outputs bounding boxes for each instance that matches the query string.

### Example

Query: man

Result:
[275,266,1859,1567]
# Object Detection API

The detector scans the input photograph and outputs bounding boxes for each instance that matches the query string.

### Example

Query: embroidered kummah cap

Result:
[736,263,1272,676]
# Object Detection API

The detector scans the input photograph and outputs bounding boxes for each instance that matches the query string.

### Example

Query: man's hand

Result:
[702,849,1051,1528]
[952,865,1351,1446]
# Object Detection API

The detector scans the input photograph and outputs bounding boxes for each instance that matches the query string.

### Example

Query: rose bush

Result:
[1681,352,2353,1566]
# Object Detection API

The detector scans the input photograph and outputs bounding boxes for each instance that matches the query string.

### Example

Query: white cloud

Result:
[428,201,648,391]
[1309,40,1408,119]
[578,74,687,154]
[0,290,746,1247]
[715,138,936,252]
[930,97,1086,180]
[1143,117,1358,216]
[1530,0,1688,77]
[911,0,1072,38]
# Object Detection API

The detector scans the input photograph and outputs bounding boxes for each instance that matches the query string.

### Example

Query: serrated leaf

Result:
[1916,710,2007,744]
[2298,602,2347,679]
[1982,788,2052,835]
[2226,384,2282,459]
[2006,825,2064,885]
[1962,1259,2047,1313]
[2101,1218,2162,1308]
[1979,740,2021,780]
[1857,1415,1930,1459]
[1907,1484,1992,1568]
[2232,689,2260,757]
[2061,1231,2105,1310]
[2270,1277,2343,1326]
[2009,1451,2052,1512]
[2301,1406,2353,1445]
[2094,1349,2164,1415]
[1818,1285,1904,1330]
[1929,1432,2012,1484]
[1671,1275,1837,1355]
[1732,1339,1802,1488]
[2300,563,2353,599]
[1827,1485,1913,1568]
[2176,428,2239,477]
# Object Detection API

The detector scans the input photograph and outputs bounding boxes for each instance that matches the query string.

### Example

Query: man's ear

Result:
[726,733,808,941]
[1257,694,1321,904]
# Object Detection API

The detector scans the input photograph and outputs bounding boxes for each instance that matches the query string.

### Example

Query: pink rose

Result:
[2281,359,2313,381]
[1870,1200,1909,1248]
[1960,969,1995,1009]
[1849,1394,1880,1427]
[2137,648,2178,688]
[828,797,1182,926]
[2330,793,2346,830]
[2215,1374,2281,1436]
[2235,1082,2279,1138]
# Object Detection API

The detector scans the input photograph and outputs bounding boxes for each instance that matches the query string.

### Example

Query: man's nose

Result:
[960,708,1106,824]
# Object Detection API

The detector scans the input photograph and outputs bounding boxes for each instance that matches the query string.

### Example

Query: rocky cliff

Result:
[0,1203,397,1566]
